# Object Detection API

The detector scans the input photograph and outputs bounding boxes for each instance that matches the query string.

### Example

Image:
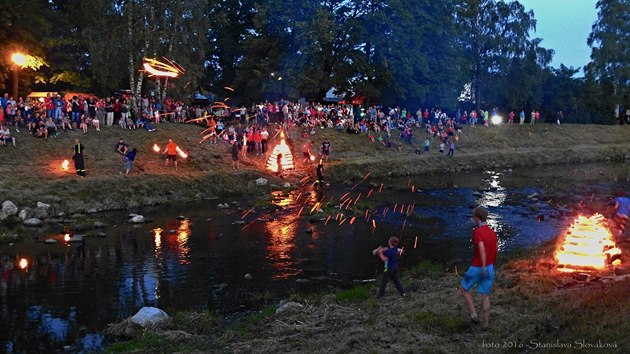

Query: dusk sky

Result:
[518,0,598,75]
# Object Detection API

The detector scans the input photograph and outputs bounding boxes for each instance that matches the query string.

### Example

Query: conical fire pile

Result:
[266,130,294,172]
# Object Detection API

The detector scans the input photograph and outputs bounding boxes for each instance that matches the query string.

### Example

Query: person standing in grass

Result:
[73,138,86,177]
[447,140,455,157]
[373,236,406,298]
[460,207,498,329]
[124,148,137,175]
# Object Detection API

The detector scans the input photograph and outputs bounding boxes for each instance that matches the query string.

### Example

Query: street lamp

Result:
[11,53,27,99]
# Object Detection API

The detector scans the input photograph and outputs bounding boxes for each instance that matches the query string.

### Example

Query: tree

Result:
[457,0,538,111]
[586,0,630,122]
[0,0,52,95]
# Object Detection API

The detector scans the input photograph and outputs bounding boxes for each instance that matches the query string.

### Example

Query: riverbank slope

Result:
[2,123,630,217]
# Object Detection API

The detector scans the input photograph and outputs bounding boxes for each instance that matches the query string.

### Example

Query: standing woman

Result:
[73,138,86,177]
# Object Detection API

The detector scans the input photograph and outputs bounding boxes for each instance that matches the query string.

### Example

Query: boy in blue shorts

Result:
[460,207,498,329]
[373,236,406,298]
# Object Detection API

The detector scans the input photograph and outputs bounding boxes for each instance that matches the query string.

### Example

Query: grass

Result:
[336,285,371,301]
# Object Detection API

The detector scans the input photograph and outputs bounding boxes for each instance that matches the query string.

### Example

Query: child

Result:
[373,237,406,297]
[423,137,430,154]
[439,141,445,155]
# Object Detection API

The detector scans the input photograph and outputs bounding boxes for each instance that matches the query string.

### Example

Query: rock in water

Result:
[255,178,268,186]
[0,201,19,221]
[129,307,169,327]
[23,218,43,227]
[129,215,145,224]
[244,273,253,280]
[44,238,58,244]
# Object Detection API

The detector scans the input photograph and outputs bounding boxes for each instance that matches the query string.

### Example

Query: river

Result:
[1,162,628,353]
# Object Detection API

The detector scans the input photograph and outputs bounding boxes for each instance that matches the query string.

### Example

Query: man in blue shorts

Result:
[460,206,498,329]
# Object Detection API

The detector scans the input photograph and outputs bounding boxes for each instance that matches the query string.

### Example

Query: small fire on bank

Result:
[554,214,622,272]
[267,130,294,173]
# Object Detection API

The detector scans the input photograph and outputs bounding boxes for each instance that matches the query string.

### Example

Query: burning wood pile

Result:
[554,214,622,273]
[267,130,294,173]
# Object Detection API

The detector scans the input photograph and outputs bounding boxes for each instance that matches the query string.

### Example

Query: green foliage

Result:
[408,260,443,277]
[586,0,630,114]
[248,305,276,325]
[336,285,370,301]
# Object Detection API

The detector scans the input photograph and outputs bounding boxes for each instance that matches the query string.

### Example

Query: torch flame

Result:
[64,233,70,242]
[153,144,160,153]
[554,214,622,272]
[176,146,188,159]
[19,258,28,269]
[61,160,70,171]
[266,130,294,172]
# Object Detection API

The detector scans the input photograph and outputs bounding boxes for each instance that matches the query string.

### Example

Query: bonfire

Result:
[267,130,294,172]
[554,214,622,272]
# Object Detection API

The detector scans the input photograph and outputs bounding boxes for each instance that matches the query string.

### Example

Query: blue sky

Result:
[517,0,598,74]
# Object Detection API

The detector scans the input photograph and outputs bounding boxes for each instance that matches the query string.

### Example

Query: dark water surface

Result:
[1,163,629,353]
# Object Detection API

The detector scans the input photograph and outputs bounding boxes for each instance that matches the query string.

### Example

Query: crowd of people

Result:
[1,90,563,177]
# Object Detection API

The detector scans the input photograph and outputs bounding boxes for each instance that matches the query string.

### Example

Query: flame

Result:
[555,214,622,272]
[266,130,294,172]
[61,160,70,171]
[64,233,70,242]
[176,146,188,159]
[19,258,28,269]
[142,58,182,78]
[153,144,161,153]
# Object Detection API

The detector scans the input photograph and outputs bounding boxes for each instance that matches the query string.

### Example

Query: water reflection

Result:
[478,170,506,208]
[265,214,300,280]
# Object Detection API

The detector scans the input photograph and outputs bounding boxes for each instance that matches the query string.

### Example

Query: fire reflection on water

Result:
[264,212,302,280]
[176,219,191,265]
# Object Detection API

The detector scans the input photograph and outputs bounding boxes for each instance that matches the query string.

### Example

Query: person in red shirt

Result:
[460,206,498,329]
[162,138,179,170]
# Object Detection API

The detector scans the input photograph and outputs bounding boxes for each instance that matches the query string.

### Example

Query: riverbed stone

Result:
[18,208,32,221]
[129,215,146,224]
[255,178,268,186]
[0,201,19,221]
[86,208,98,214]
[93,221,107,228]
[23,218,43,227]
[44,238,58,244]
[275,300,304,314]
[30,207,49,220]
[36,202,51,210]
[129,307,169,327]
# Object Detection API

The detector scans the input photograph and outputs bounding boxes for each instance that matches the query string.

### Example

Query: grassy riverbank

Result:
[103,241,630,353]
[2,122,630,215]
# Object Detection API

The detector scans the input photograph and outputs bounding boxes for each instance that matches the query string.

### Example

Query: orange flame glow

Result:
[19,258,28,269]
[61,160,70,171]
[267,130,294,172]
[153,144,160,153]
[555,214,622,272]
[176,146,188,159]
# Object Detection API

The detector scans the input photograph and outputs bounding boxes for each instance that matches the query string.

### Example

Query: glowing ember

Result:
[153,144,160,152]
[176,146,188,159]
[61,160,70,171]
[64,233,70,242]
[19,258,28,269]
[555,214,622,272]
[266,130,294,172]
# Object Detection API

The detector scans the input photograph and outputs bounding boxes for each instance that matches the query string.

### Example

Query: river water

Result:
[1,163,628,353]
